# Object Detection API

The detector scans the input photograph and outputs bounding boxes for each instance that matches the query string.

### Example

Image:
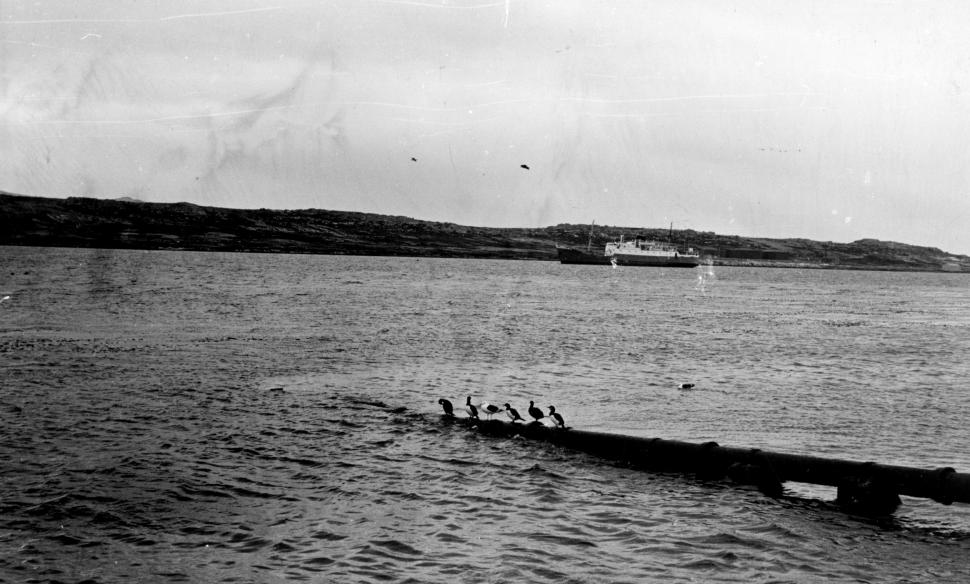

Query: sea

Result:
[2,245,970,583]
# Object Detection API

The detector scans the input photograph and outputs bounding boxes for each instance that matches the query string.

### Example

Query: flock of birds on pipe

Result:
[437,396,567,429]
[437,384,697,429]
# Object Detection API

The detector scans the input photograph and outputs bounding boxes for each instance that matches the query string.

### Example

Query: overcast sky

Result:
[3,1,970,253]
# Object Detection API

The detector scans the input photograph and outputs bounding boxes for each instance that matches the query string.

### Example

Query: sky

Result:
[2,1,970,254]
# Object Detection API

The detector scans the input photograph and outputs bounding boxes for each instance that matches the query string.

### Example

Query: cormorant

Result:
[438,398,454,416]
[465,396,479,419]
[504,403,524,423]
[548,406,565,429]
[528,401,544,422]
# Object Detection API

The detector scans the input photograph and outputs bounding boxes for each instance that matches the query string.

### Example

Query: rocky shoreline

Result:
[2,192,968,273]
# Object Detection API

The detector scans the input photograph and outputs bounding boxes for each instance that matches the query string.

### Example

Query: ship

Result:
[557,225,700,268]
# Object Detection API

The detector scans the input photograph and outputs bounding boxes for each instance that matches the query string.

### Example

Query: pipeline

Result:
[446,416,970,515]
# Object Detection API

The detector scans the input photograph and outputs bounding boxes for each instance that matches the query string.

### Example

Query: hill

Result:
[2,192,968,272]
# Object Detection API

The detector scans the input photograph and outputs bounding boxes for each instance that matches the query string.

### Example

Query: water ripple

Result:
[5,250,970,584]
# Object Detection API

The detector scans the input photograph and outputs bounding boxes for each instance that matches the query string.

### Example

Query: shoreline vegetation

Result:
[2,192,968,273]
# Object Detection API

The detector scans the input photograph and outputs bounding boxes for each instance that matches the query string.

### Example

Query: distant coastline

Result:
[2,192,968,273]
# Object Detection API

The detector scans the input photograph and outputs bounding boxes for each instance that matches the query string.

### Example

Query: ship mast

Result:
[586,220,595,253]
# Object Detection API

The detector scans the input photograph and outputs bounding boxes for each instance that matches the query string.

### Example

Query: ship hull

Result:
[612,253,700,268]
[556,246,612,265]
[556,246,699,267]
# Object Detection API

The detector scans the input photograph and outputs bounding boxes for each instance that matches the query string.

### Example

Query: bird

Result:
[438,398,454,416]
[679,383,695,390]
[548,406,565,429]
[480,402,501,420]
[527,400,544,422]
[520,164,530,170]
[504,403,524,423]
[465,396,479,419]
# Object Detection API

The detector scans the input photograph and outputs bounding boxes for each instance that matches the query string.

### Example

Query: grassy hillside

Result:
[2,192,968,272]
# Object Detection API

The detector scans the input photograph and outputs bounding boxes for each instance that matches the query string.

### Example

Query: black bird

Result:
[438,398,454,416]
[527,400,544,422]
[465,396,479,419]
[548,406,565,429]
[679,383,695,390]
[504,403,524,423]
[411,157,417,161]
[480,402,501,420]
[520,164,530,170]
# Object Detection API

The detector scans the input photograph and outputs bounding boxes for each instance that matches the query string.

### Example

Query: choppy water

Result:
[2,246,970,583]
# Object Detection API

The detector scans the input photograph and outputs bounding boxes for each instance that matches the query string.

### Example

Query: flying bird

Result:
[411,157,417,162]
[438,398,454,416]
[548,406,565,429]
[527,400,544,422]
[465,396,479,419]
[520,164,530,170]
[504,403,524,423]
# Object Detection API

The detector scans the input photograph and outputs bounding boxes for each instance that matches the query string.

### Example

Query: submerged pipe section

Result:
[448,417,970,515]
